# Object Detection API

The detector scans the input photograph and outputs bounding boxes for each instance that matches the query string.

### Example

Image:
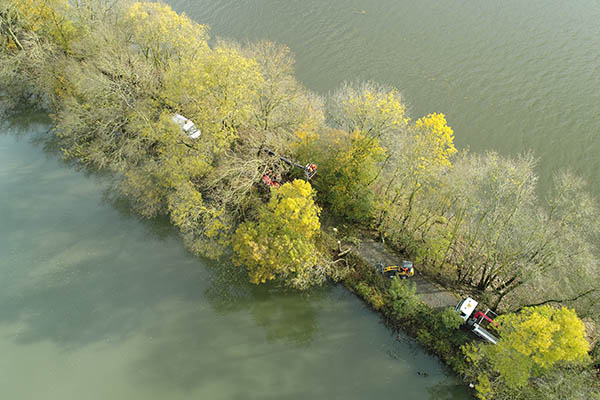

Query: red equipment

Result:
[261,174,280,188]
[262,148,317,180]
[473,311,498,327]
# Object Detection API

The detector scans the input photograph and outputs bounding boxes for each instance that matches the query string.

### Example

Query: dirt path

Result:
[357,239,459,310]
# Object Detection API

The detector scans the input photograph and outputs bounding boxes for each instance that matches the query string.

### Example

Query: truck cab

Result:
[456,297,478,321]
[455,297,498,345]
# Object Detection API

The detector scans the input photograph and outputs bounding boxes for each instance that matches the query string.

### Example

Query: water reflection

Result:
[248,287,322,346]
[428,380,473,400]
[1,114,320,351]
[0,113,471,398]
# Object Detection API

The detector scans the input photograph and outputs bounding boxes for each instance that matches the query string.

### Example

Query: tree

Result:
[412,113,457,170]
[373,112,457,246]
[326,81,408,139]
[53,31,161,171]
[2,0,77,53]
[526,172,600,319]
[125,2,209,67]
[297,128,386,222]
[463,306,590,399]
[0,0,80,112]
[232,180,322,289]
[161,43,263,153]
[389,278,422,320]
[119,111,212,212]
[424,152,539,290]
[168,182,233,259]
[450,162,600,312]
[516,367,600,400]
[470,366,600,400]
[242,40,324,132]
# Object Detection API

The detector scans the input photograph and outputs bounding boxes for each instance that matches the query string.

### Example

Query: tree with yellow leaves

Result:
[125,2,209,67]
[2,0,77,52]
[327,81,408,139]
[232,180,322,289]
[161,43,263,153]
[374,112,457,243]
[412,112,457,172]
[463,306,590,399]
[168,182,234,260]
[312,129,386,222]
[119,111,213,213]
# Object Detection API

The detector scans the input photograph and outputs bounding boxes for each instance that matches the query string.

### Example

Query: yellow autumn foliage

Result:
[464,305,590,397]
[323,130,386,221]
[496,306,589,369]
[13,0,67,32]
[330,82,408,138]
[168,182,232,259]
[232,180,321,287]
[295,126,386,222]
[162,45,263,153]
[7,0,77,52]
[413,112,457,173]
[125,2,209,66]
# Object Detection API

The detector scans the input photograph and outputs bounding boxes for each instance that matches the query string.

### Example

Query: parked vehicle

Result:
[171,113,202,139]
[455,297,498,344]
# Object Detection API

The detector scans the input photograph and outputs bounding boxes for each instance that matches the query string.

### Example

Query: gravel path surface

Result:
[357,239,459,310]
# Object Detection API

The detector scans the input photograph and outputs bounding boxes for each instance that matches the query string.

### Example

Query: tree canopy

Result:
[232,180,322,288]
[2,6,599,399]
[464,306,590,399]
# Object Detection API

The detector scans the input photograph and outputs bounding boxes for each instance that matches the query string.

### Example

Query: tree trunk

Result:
[513,288,598,313]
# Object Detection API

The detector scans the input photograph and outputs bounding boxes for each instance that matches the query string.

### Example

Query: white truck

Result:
[171,114,201,139]
[455,297,498,345]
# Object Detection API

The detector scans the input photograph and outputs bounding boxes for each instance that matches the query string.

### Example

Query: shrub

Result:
[355,282,385,310]
[441,307,463,332]
[389,278,421,320]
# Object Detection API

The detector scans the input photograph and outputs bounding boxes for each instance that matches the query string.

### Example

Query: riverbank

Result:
[1,126,474,400]
[329,225,600,399]
[355,238,459,309]
[2,2,598,399]
[321,226,472,375]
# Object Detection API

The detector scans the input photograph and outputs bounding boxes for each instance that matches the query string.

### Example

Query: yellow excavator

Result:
[376,261,414,279]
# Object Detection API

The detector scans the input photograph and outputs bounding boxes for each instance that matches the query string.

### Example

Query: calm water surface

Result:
[5,1,597,397]
[169,0,600,192]
[0,117,469,398]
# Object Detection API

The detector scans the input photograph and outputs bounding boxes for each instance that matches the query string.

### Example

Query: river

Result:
[168,0,600,193]
[0,114,469,398]
[4,1,597,397]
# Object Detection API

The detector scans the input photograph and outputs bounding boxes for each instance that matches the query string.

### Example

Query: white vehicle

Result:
[455,297,498,345]
[171,113,201,139]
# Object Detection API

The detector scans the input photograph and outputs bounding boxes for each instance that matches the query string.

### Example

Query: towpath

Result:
[356,239,459,310]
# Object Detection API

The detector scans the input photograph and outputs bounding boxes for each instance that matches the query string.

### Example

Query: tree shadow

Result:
[0,110,322,360]
[427,379,474,400]
[128,282,327,395]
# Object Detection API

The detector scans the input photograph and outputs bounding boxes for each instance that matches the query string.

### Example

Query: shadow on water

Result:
[428,380,473,400]
[0,111,470,398]
[0,111,321,356]
[128,283,326,394]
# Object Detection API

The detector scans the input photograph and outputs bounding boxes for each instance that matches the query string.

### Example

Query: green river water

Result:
[0,115,468,398]
[169,0,600,192]
[2,0,599,398]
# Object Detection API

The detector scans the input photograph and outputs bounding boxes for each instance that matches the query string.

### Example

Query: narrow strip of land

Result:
[356,239,459,309]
